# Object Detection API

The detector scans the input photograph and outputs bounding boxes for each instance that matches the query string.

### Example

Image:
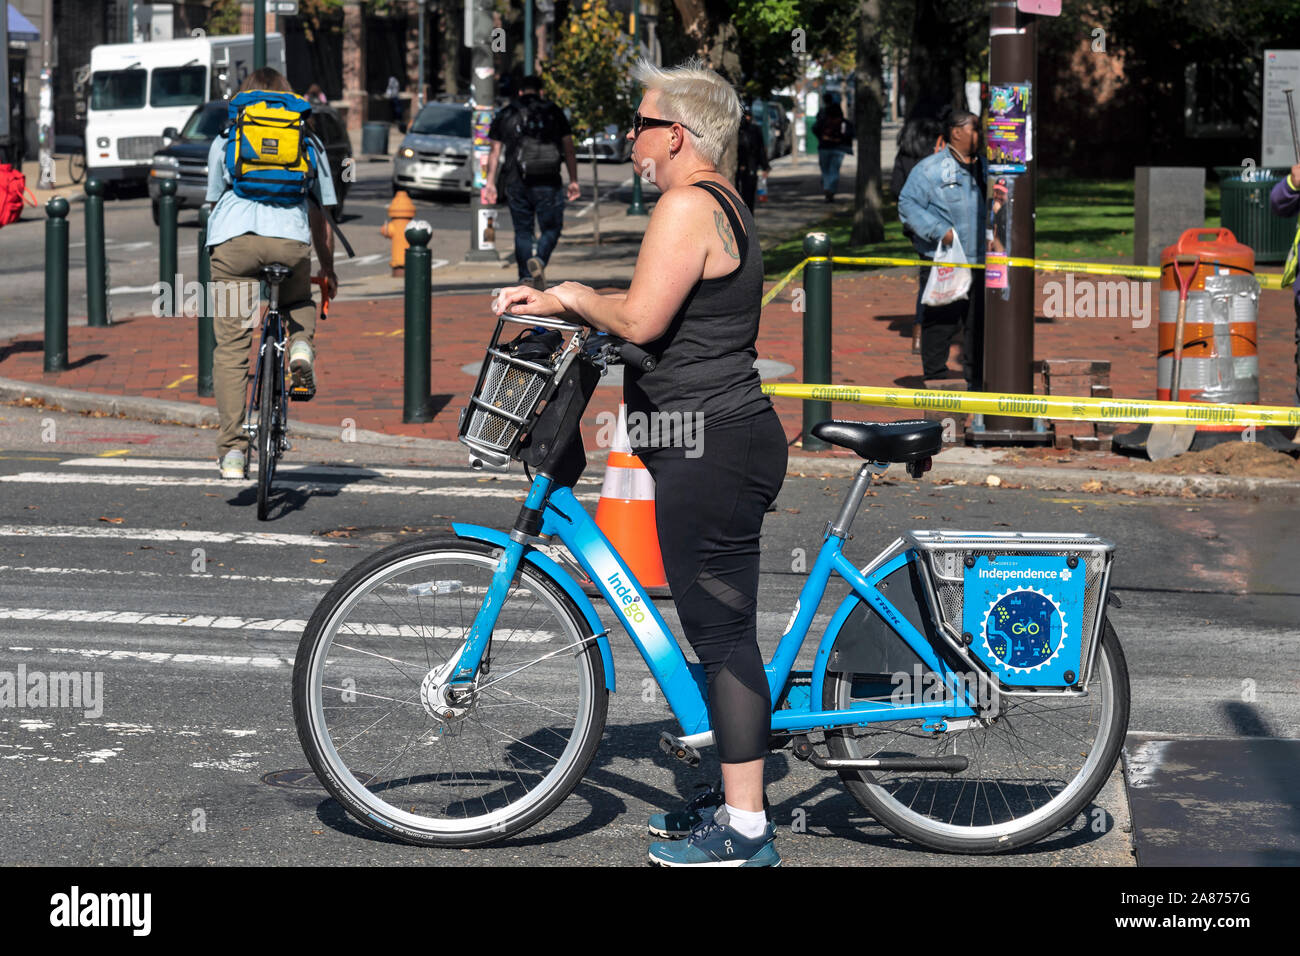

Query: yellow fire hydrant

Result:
[381,190,417,276]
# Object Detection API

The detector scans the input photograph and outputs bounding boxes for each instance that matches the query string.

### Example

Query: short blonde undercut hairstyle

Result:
[630,56,742,169]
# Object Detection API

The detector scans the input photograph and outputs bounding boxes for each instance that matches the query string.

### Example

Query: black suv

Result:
[150,99,354,222]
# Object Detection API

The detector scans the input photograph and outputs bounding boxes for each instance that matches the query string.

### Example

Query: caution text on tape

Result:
[760,382,1300,429]
[762,256,1287,303]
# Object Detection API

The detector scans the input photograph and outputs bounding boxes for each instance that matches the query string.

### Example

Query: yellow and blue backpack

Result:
[223,90,319,205]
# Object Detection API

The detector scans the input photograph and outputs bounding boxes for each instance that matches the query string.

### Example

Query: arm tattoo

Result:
[714,211,740,259]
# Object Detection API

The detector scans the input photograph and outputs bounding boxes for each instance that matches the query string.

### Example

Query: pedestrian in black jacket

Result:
[736,108,770,211]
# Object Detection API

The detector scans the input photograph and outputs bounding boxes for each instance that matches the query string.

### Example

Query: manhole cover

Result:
[263,769,386,790]
[262,769,325,790]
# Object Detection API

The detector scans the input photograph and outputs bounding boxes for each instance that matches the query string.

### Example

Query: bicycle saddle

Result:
[811,419,943,463]
[260,262,294,285]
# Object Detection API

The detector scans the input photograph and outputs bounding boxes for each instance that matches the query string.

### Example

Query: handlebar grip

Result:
[619,341,657,372]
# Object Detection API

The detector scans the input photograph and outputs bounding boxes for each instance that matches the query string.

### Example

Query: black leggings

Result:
[640,411,787,764]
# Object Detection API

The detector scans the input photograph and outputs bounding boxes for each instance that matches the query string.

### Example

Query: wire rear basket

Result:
[906,531,1116,690]
[458,314,585,467]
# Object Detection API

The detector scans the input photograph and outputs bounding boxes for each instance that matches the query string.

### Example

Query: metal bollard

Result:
[84,178,109,327]
[44,196,70,372]
[196,205,215,397]
[402,220,433,423]
[801,232,832,450]
[158,178,178,317]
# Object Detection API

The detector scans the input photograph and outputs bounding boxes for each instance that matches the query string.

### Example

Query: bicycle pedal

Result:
[658,732,701,768]
[288,383,316,402]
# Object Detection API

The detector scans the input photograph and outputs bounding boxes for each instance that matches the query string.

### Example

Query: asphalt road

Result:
[0,157,641,339]
[0,404,1296,866]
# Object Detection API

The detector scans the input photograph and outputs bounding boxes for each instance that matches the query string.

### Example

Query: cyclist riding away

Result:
[205,68,338,479]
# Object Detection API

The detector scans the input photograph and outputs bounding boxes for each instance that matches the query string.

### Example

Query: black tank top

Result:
[624,180,772,451]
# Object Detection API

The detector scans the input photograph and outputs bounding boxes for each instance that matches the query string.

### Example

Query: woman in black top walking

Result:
[494,57,787,867]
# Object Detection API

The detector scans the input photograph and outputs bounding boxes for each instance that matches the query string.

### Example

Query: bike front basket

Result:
[458,313,586,467]
[906,531,1115,690]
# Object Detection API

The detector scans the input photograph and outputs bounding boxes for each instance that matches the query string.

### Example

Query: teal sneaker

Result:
[647,784,724,839]
[648,784,771,839]
[648,807,780,867]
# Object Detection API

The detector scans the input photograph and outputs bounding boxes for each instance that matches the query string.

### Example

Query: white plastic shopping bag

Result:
[921,232,972,307]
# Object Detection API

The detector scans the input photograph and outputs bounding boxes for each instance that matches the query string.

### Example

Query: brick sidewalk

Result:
[1,269,1296,460]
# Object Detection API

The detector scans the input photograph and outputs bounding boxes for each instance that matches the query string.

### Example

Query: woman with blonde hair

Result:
[493,57,786,867]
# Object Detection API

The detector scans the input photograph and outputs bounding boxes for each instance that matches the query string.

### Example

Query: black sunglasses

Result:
[632,110,699,138]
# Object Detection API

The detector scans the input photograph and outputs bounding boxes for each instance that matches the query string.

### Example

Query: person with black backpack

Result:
[204,68,339,480]
[482,75,581,289]
[811,93,854,202]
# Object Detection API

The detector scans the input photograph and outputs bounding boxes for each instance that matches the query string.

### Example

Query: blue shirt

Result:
[205,133,337,248]
[897,148,986,263]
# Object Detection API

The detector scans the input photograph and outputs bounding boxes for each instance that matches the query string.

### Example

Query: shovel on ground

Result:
[1147,253,1200,460]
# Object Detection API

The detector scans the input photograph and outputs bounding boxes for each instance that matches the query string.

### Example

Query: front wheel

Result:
[68,152,86,184]
[292,536,608,847]
[823,617,1130,853]
[254,342,278,520]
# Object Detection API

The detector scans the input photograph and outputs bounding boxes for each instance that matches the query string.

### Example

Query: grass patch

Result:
[764,177,1223,280]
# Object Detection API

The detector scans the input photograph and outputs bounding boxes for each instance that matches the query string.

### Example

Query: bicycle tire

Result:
[68,152,85,185]
[292,536,608,847]
[822,617,1130,854]
[255,342,277,520]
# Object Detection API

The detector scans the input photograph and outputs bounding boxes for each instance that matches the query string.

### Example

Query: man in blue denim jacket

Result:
[898,109,986,388]
[1268,161,1300,404]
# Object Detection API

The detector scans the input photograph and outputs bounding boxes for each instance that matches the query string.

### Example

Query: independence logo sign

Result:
[962,554,1086,686]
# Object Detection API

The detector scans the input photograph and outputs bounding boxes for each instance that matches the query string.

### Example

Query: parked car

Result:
[392,102,474,197]
[149,98,353,223]
[577,124,631,163]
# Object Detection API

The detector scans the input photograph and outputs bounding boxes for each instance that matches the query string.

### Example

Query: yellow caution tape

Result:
[761,259,809,307]
[762,255,1288,299]
[760,381,1300,429]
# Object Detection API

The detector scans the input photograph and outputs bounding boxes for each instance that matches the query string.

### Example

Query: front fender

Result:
[451,523,615,693]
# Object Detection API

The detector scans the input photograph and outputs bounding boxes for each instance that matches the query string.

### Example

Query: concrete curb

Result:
[0,376,456,451]
[3,376,1296,499]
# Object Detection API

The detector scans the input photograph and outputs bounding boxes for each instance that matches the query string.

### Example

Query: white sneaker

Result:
[288,340,315,398]
[218,448,246,480]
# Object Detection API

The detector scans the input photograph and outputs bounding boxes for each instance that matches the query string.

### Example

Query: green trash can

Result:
[1214,166,1297,264]
[805,115,818,157]
[362,121,390,157]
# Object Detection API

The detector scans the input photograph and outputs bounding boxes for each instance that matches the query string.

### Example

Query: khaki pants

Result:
[210,234,316,455]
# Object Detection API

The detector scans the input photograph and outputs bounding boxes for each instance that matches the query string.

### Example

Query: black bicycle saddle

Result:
[260,262,294,285]
[811,419,943,463]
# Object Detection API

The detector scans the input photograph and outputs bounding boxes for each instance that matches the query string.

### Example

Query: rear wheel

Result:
[254,342,278,520]
[68,151,86,184]
[823,617,1130,853]
[292,537,608,846]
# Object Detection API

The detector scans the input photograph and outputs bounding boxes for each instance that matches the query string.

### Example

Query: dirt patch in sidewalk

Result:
[1125,440,1300,478]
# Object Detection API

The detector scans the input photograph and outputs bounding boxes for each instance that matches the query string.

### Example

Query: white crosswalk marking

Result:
[2,470,599,500]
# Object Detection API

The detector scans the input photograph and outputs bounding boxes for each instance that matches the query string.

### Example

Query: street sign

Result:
[1264,51,1300,167]
[244,1,298,13]
[1016,0,1061,14]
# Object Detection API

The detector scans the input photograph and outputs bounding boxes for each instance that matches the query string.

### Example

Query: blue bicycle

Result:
[292,314,1130,853]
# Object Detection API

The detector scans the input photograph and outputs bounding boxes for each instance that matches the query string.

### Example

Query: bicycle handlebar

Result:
[618,340,656,373]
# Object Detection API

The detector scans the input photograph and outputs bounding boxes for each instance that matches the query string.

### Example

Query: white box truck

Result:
[85,33,286,187]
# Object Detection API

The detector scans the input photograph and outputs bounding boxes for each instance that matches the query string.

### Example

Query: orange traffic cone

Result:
[593,404,669,594]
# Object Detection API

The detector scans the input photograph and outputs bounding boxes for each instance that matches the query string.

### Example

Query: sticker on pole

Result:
[962,554,1085,686]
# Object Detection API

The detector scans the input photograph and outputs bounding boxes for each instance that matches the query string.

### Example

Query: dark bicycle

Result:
[245,263,330,520]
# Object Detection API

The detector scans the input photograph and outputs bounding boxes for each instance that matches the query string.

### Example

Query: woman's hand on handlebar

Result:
[492,281,594,321]
[492,284,564,317]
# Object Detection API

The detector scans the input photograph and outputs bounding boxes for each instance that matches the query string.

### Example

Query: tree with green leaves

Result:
[542,0,638,246]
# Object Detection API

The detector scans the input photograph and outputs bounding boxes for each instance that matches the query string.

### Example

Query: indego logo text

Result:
[606,571,646,624]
